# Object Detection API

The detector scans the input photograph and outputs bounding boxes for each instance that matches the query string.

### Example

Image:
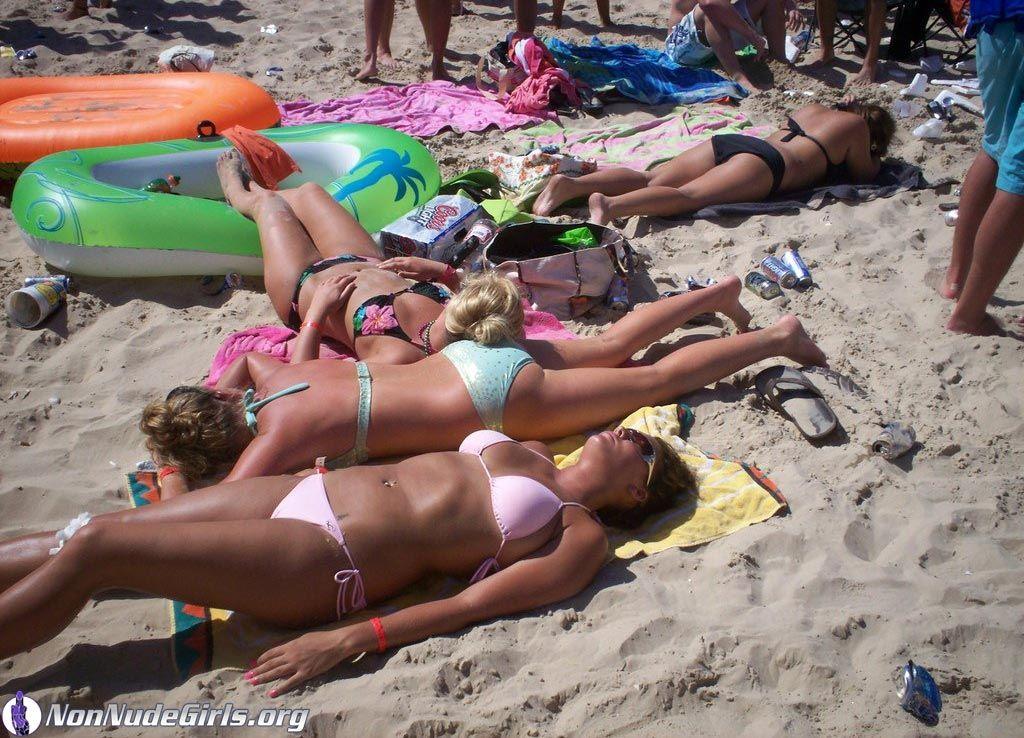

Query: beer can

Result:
[871,421,916,460]
[24,275,72,290]
[760,256,798,289]
[780,249,812,289]
[744,271,782,300]
[606,274,630,311]
[685,275,716,291]
[896,660,942,725]
[199,272,243,296]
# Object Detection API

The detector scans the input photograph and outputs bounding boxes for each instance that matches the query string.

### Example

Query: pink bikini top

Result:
[460,430,595,583]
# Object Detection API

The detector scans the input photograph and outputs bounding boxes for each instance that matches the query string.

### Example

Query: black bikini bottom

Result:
[711,134,785,196]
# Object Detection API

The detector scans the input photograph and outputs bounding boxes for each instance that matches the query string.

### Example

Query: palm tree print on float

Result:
[335,149,427,221]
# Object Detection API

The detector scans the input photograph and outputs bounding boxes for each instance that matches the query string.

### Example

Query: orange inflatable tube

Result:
[0,72,280,168]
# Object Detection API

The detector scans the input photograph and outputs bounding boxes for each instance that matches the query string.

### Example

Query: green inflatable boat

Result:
[11,124,440,277]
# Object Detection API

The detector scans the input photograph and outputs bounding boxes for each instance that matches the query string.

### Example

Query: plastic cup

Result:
[5,280,67,328]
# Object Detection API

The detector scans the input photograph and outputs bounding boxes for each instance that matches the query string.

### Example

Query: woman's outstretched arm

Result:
[521,275,751,369]
[248,514,608,695]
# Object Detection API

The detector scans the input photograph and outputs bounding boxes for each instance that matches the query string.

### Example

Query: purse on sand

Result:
[482,222,633,319]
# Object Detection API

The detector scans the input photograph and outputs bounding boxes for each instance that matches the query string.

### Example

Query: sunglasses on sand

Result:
[621,428,657,488]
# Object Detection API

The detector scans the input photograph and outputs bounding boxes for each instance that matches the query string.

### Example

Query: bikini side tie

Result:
[242,382,310,434]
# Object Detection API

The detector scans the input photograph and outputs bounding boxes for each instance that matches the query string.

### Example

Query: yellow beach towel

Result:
[549,404,787,559]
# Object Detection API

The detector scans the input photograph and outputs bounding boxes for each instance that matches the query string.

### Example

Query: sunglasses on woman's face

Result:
[621,428,657,488]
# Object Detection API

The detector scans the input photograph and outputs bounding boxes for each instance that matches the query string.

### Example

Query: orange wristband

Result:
[370,617,387,652]
[301,320,321,332]
[157,466,180,480]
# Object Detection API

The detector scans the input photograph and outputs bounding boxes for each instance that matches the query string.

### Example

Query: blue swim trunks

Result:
[978,21,1024,195]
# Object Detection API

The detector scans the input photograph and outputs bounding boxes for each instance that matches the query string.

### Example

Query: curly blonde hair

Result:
[444,271,525,345]
[140,386,244,481]
[599,437,698,530]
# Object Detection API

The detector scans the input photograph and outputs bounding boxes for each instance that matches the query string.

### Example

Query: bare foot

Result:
[216,150,259,218]
[355,58,379,81]
[588,193,612,226]
[711,275,753,332]
[776,314,829,367]
[946,312,1007,336]
[735,74,770,93]
[532,174,580,216]
[848,61,878,87]
[805,49,835,68]
[925,267,961,300]
[377,49,397,70]
[428,65,452,81]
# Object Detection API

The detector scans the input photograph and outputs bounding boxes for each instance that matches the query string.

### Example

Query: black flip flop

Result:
[755,365,839,441]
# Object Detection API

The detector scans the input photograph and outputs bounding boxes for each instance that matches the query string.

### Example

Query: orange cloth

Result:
[949,0,969,28]
[221,125,301,190]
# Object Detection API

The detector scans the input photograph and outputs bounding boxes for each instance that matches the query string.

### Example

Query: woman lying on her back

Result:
[141,270,826,494]
[0,427,694,696]
[531,100,896,224]
[213,150,751,373]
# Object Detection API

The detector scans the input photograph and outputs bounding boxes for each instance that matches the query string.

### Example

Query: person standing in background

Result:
[936,0,1024,335]
[357,0,452,81]
[811,0,886,85]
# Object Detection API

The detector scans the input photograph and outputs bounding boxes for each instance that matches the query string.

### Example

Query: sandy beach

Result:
[2,0,1024,735]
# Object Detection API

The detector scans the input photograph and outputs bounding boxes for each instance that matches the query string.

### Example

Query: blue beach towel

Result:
[546,37,746,105]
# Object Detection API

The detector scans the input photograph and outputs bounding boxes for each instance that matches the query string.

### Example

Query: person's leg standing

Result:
[812,0,837,64]
[948,21,1024,334]
[850,0,885,84]
[746,0,788,61]
[515,0,538,34]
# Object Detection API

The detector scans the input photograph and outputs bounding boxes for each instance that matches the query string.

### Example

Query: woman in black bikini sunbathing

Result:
[0,427,694,695]
[214,151,752,372]
[531,100,896,225]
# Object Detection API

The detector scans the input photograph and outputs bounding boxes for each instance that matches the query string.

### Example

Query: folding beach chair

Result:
[828,0,975,64]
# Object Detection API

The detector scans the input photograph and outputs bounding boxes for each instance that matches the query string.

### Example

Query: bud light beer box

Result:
[379,195,483,262]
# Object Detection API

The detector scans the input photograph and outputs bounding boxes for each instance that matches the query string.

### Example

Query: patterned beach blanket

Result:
[512,107,772,173]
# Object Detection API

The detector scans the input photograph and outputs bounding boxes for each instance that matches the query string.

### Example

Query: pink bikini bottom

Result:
[271,473,368,618]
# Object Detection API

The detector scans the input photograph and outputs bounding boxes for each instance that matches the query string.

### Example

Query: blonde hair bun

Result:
[444,271,525,345]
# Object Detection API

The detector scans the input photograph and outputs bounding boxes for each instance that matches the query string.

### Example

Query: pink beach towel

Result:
[278,81,553,138]
[505,36,580,116]
[205,306,578,386]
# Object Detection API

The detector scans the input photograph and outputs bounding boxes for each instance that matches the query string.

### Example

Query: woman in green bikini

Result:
[142,269,826,489]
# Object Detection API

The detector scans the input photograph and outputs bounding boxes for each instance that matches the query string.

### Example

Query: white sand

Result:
[1,0,1023,735]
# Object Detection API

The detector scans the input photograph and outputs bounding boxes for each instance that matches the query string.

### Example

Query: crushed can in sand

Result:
[24,275,72,291]
[606,274,630,311]
[745,271,782,300]
[896,660,942,725]
[871,422,916,460]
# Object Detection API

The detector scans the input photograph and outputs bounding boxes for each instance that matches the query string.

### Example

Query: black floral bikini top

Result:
[351,281,451,344]
[287,254,451,348]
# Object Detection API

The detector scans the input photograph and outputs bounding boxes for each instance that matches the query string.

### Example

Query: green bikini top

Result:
[242,382,310,435]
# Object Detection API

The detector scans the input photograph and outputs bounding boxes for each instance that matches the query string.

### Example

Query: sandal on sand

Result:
[755,365,838,441]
